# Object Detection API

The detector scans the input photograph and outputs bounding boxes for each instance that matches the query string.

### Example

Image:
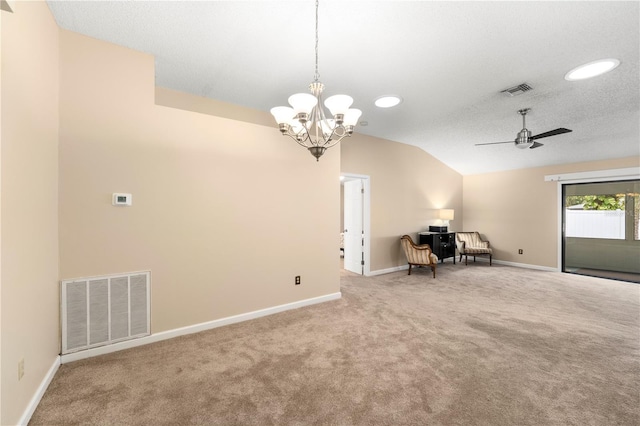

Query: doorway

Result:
[341,174,371,276]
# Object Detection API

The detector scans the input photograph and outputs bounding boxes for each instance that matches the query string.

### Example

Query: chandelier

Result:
[270,0,362,161]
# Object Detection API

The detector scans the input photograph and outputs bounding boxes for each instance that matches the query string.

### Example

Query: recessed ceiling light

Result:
[374,95,403,108]
[565,59,620,81]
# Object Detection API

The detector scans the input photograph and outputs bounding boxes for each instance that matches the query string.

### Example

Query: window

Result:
[564,180,639,241]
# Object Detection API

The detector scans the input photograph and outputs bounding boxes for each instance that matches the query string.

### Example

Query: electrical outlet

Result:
[518,249,523,254]
[18,358,24,380]
[295,276,301,285]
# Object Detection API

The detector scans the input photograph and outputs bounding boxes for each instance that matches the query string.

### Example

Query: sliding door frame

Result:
[546,167,640,271]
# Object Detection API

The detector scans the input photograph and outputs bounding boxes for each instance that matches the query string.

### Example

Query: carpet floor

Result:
[30,264,640,425]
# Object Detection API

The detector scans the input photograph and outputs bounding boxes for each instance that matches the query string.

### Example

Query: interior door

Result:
[343,179,364,274]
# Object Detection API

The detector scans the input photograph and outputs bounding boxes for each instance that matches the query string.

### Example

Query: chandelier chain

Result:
[314,0,320,82]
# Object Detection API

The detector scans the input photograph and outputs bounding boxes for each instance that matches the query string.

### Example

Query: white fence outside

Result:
[565,210,625,239]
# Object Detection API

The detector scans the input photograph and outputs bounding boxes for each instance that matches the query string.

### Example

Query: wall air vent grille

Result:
[500,83,533,97]
[61,271,150,354]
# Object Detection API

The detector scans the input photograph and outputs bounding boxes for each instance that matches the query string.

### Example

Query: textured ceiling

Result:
[47,0,640,175]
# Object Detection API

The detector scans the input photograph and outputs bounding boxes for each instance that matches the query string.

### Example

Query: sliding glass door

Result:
[562,180,640,281]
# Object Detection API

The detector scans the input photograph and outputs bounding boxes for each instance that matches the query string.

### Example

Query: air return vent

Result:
[500,83,533,97]
[61,271,150,354]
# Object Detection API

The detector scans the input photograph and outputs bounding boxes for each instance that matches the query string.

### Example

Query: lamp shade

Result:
[288,93,318,115]
[324,94,354,116]
[343,108,363,126]
[270,106,295,125]
[439,209,454,220]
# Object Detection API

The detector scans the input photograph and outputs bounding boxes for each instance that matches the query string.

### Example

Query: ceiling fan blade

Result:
[529,141,544,149]
[531,128,572,140]
[475,141,513,146]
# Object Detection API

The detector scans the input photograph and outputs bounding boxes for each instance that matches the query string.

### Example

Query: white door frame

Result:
[341,173,371,276]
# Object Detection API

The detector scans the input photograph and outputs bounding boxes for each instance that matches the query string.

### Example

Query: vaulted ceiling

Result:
[47,1,639,175]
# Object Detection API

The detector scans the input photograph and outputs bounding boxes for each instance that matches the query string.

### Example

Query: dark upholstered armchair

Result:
[456,232,493,265]
[400,235,438,278]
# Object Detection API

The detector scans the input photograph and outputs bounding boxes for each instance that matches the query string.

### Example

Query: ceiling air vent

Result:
[500,83,533,97]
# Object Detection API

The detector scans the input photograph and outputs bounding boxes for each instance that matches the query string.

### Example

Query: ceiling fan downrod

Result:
[515,108,532,149]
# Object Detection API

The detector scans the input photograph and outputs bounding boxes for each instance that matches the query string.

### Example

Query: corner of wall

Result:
[1,1,60,424]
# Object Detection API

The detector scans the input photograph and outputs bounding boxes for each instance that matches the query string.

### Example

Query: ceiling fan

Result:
[475,108,572,149]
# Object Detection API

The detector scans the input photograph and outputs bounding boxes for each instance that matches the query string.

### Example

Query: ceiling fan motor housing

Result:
[515,129,533,149]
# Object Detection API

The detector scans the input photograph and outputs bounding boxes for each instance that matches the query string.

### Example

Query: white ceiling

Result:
[47,0,640,175]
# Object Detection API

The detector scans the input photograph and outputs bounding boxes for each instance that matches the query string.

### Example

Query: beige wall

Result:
[341,136,463,272]
[463,157,640,269]
[58,30,340,334]
[1,2,60,424]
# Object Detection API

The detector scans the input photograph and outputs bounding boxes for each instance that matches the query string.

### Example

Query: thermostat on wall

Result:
[112,193,132,206]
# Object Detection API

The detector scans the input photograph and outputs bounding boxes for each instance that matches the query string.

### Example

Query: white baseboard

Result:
[368,264,409,276]
[61,292,341,364]
[468,256,558,271]
[370,259,557,276]
[19,356,60,426]
[494,259,558,272]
